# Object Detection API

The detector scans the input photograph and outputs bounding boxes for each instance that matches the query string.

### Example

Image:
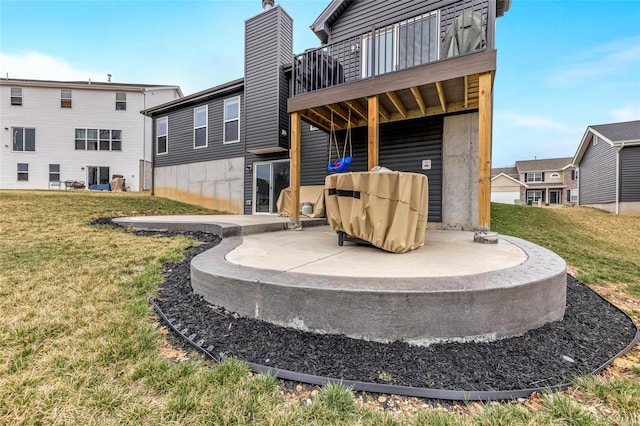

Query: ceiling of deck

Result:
[297,74,481,133]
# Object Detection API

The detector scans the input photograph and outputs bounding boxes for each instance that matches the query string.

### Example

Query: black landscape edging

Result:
[150,298,639,401]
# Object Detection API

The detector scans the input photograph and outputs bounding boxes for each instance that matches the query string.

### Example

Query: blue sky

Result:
[1,0,639,167]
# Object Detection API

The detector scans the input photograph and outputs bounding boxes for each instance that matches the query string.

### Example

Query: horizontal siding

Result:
[301,123,330,186]
[153,88,245,168]
[333,116,443,221]
[620,145,640,202]
[329,0,490,45]
[579,135,617,205]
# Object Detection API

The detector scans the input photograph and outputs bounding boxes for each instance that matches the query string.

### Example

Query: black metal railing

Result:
[292,0,490,96]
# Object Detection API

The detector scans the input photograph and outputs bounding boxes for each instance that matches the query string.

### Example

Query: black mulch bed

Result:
[95,218,638,392]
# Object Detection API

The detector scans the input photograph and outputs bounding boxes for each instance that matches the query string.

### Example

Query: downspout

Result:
[616,143,624,215]
[142,89,147,192]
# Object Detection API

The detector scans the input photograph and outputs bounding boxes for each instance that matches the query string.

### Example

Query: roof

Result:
[311,0,511,44]
[573,120,640,165]
[491,167,518,178]
[491,172,527,187]
[0,77,183,96]
[141,78,244,116]
[515,157,573,173]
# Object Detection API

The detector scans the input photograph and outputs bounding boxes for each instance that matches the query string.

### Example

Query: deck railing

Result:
[292,0,491,96]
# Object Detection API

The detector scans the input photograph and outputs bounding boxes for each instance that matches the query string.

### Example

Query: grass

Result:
[0,191,638,425]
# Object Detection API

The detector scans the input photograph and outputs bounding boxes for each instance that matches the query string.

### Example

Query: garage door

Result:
[491,191,520,204]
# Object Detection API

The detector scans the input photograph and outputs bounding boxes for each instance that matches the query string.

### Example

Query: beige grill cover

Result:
[110,177,125,192]
[276,186,326,218]
[325,172,428,253]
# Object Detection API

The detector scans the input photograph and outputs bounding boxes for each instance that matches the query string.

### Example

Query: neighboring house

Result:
[0,78,182,191]
[572,120,640,216]
[144,0,511,230]
[490,167,526,204]
[514,157,578,206]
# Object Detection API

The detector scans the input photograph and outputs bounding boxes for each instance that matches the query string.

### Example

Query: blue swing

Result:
[327,110,353,173]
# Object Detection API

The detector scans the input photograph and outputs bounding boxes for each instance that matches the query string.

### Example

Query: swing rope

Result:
[328,110,340,164]
[328,110,353,163]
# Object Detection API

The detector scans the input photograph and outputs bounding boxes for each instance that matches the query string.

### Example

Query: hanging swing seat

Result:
[327,110,353,174]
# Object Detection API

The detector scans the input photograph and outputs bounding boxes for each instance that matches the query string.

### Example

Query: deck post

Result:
[478,72,493,231]
[290,111,301,225]
[367,95,379,170]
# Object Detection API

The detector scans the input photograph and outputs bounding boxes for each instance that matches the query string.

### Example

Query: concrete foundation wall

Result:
[154,157,245,213]
[582,202,617,214]
[620,202,640,216]
[441,113,479,230]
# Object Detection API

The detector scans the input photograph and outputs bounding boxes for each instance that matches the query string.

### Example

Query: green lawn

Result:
[1,191,638,425]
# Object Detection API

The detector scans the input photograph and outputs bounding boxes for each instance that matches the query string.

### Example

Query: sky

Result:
[1,0,639,168]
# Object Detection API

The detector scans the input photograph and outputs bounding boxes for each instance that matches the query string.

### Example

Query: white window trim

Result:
[156,117,169,155]
[115,92,127,111]
[550,172,560,178]
[11,88,23,106]
[223,96,240,144]
[361,11,440,78]
[193,105,208,149]
[17,163,29,181]
[526,172,543,183]
[61,89,72,108]
[12,127,36,153]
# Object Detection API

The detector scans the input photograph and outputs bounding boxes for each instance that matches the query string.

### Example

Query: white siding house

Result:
[0,78,182,191]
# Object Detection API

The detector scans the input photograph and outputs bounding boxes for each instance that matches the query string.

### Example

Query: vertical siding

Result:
[620,145,640,202]
[245,6,293,152]
[579,135,617,205]
[328,0,490,45]
[152,88,246,168]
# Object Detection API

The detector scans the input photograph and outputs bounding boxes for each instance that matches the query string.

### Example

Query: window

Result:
[569,189,579,203]
[17,163,28,181]
[115,92,126,110]
[362,11,439,77]
[550,173,560,178]
[61,90,72,108]
[526,190,543,204]
[49,164,60,182]
[87,166,110,186]
[571,169,579,180]
[157,117,168,154]
[224,97,240,143]
[526,172,543,183]
[12,127,36,152]
[11,88,22,106]
[194,105,208,148]
[75,128,122,151]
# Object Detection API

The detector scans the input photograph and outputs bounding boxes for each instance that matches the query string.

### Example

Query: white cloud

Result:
[608,106,640,122]
[0,51,107,82]
[545,36,640,88]
[496,111,570,132]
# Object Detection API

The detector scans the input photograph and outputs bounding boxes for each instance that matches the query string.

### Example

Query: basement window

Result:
[17,163,29,181]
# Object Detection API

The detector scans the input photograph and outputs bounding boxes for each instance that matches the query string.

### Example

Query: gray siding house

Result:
[572,120,640,216]
[144,0,511,229]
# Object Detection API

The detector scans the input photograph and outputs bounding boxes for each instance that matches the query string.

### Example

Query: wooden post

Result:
[290,111,301,224]
[367,95,379,170]
[478,72,493,230]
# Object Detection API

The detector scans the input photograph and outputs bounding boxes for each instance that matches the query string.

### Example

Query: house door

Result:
[87,166,110,186]
[549,190,561,205]
[253,160,290,214]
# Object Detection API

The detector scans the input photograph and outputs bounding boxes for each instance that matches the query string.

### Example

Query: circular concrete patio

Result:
[114,216,567,345]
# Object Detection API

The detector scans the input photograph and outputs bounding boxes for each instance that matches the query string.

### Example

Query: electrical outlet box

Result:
[422,159,431,170]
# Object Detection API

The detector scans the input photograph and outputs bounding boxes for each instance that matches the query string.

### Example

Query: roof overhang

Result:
[572,126,640,166]
[491,173,527,187]
[141,78,244,116]
[0,77,182,95]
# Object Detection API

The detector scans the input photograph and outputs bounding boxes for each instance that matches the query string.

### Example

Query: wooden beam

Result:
[290,112,301,224]
[327,103,356,126]
[385,91,407,118]
[410,86,426,115]
[435,81,447,113]
[345,100,368,120]
[478,72,493,231]
[300,112,330,133]
[367,96,379,170]
[378,103,390,121]
[309,107,346,128]
[464,75,469,109]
